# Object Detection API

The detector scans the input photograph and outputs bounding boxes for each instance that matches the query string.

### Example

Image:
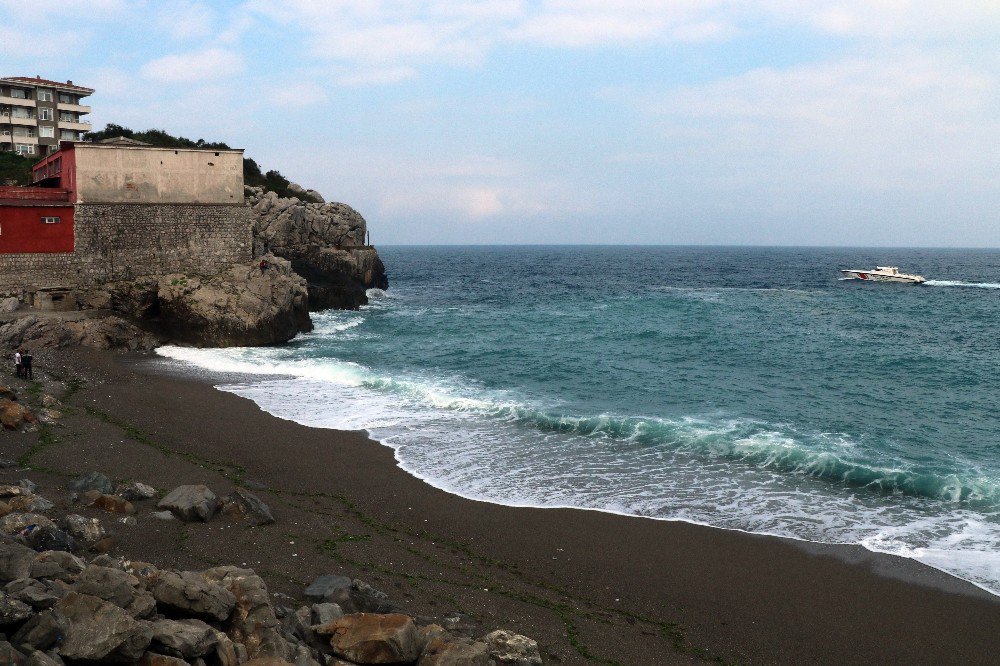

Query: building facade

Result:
[0,143,251,299]
[0,76,93,157]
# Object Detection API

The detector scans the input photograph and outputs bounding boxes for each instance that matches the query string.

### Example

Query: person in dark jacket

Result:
[21,350,32,380]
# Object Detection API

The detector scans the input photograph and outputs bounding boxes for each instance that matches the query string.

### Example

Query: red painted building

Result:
[0,186,74,253]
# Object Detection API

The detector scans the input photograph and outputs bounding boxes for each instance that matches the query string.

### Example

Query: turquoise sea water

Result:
[158,246,1000,594]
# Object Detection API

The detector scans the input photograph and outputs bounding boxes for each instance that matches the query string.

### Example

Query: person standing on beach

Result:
[21,350,32,380]
[14,349,22,378]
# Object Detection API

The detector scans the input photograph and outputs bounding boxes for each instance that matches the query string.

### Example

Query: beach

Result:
[4,345,997,664]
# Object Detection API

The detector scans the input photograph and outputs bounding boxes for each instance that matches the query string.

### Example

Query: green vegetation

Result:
[0,151,34,185]
[84,123,322,202]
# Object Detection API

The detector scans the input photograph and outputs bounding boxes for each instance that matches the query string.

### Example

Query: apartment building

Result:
[0,76,94,157]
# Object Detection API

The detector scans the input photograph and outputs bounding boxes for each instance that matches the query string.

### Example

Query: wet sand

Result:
[6,347,1000,664]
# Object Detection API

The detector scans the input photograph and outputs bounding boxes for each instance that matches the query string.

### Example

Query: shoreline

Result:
[152,345,1000,603]
[9,346,1000,664]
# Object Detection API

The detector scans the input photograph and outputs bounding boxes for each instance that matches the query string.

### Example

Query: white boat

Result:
[840,266,926,284]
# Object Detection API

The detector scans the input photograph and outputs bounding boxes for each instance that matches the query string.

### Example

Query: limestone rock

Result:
[7,495,54,514]
[0,399,36,431]
[201,566,288,659]
[24,526,75,554]
[69,472,115,495]
[0,641,26,664]
[304,575,352,604]
[151,570,236,622]
[221,489,275,526]
[150,618,220,658]
[483,630,543,666]
[12,609,67,651]
[158,485,221,522]
[88,493,136,515]
[71,564,138,609]
[311,602,343,625]
[138,653,188,666]
[24,650,61,666]
[1,513,55,536]
[30,550,86,580]
[321,613,422,664]
[61,514,107,548]
[418,635,491,666]
[245,186,388,311]
[54,592,153,662]
[0,594,33,625]
[154,256,312,347]
[0,315,156,351]
[117,481,156,501]
[1,297,20,313]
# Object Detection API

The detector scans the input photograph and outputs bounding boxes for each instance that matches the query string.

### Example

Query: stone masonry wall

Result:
[0,203,251,296]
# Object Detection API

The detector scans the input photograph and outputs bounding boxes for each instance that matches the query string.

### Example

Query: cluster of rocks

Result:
[246,187,388,311]
[0,471,543,665]
[0,316,156,354]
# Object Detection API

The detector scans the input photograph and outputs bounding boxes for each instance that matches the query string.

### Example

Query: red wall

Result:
[0,206,75,253]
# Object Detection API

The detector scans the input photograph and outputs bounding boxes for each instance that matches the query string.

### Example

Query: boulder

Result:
[6,578,62,610]
[320,613,422,664]
[201,566,288,659]
[12,609,67,651]
[221,489,275,526]
[0,641,26,665]
[304,575,352,604]
[61,515,106,548]
[0,594,34,626]
[154,256,312,347]
[138,653,189,666]
[311,602,343,625]
[0,297,20,313]
[24,527,75,554]
[483,630,542,666]
[88,494,136,515]
[23,650,61,666]
[0,542,36,583]
[53,592,152,662]
[7,496,54,514]
[69,472,115,495]
[117,482,156,502]
[150,618,220,658]
[30,550,86,580]
[0,485,27,498]
[158,485,221,522]
[71,564,138,609]
[0,399,36,431]
[418,635,491,666]
[151,570,236,622]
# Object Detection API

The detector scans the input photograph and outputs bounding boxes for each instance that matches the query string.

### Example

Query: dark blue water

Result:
[160,247,1000,593]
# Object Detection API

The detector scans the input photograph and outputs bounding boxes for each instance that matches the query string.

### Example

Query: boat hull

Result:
[840,270,925,284]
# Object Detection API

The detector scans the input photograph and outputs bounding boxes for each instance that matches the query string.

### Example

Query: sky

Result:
[2,1,999,246]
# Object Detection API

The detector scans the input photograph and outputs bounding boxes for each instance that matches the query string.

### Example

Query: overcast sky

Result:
[3,1,998,246]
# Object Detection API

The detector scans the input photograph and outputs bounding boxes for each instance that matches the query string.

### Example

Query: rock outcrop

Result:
[0,315,156,352]
[246,186,388,310]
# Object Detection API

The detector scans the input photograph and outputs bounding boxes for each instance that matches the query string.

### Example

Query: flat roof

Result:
[70,143,244,154]
[1,76,94,94]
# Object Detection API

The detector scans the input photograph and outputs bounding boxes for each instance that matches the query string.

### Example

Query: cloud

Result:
[337,67,417,87]
[156,1,216,41]
[270,81,329,107]
[141,48,244,83]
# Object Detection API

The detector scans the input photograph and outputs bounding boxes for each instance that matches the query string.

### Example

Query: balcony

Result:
[8,116,37,126]
[56,102,91,114]
[0,96,35,107]
[11,136,38,144]
[0,135,11,144]
[58,120,91,132]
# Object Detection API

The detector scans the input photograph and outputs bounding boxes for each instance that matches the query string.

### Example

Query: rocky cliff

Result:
[246,186,389,310]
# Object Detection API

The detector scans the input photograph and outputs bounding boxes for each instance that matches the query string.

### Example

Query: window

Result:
[39,126,54,138]
[59,93,75,104]
[59,112,75,121]
[37,90,53,102]
[15,144,35,155]
[38,108,53,121]
[41,216,61,224]
[60,130,76,140]
[12,108,31,119]
[10,88,26,99]
[13,127,34,137]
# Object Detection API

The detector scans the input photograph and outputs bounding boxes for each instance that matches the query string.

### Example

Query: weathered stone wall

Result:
[0,203,251,296]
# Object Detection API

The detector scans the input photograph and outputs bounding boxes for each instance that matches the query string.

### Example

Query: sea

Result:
[157,246,1000,595]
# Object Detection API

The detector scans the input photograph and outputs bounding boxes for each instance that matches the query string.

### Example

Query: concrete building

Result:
[31,142,246,204]
[0,76,94,157]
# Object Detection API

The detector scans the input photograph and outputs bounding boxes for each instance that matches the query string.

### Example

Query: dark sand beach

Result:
[4,347,999,664]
